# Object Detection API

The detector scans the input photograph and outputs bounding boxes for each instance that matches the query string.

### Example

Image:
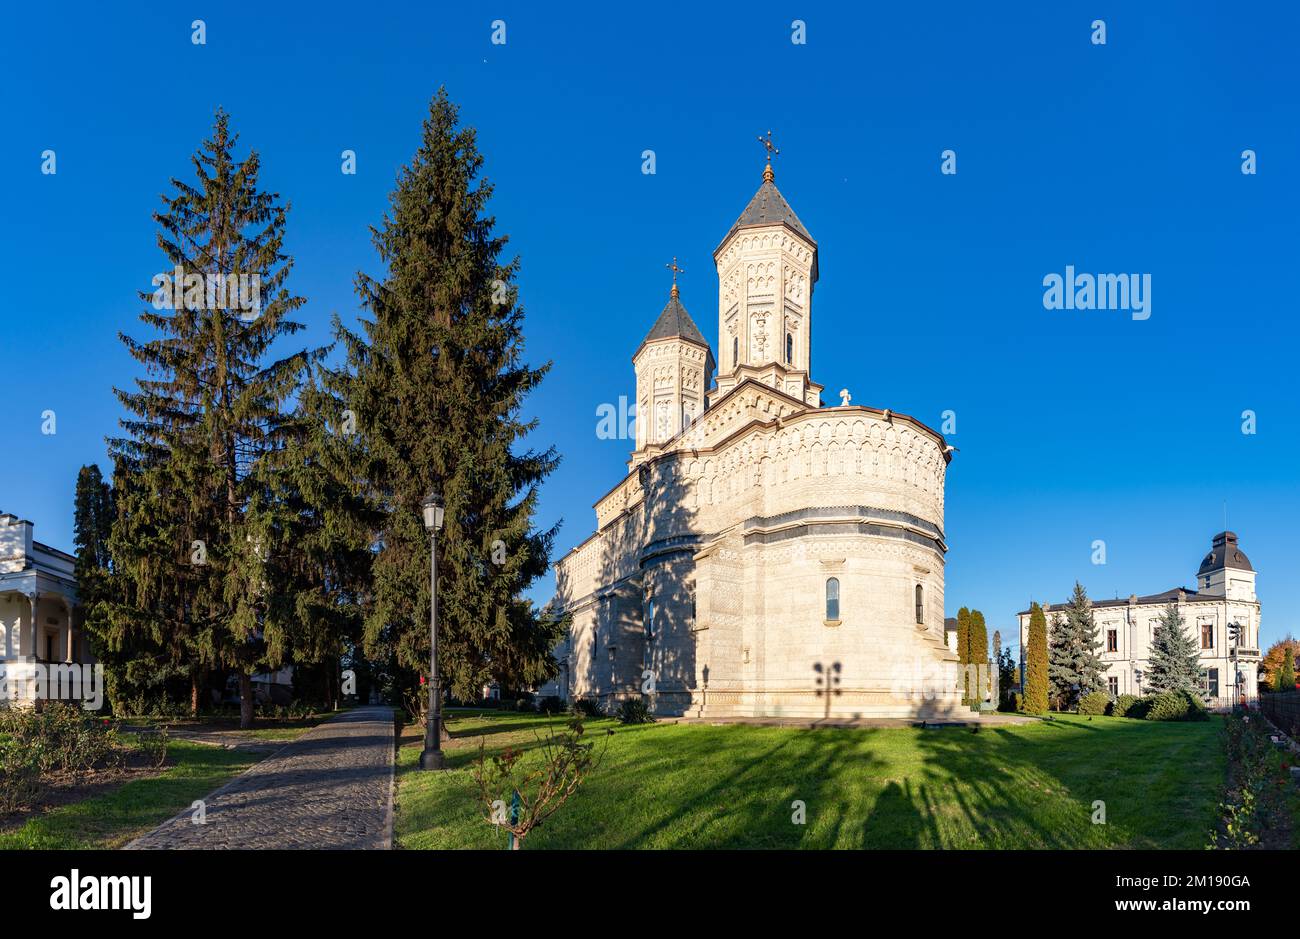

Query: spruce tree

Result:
[1146,601,1201,697]
[1023,601,1049,713]
[72,465,114,591]
[108,110,313,725]
[73,465,119,705]
[253,369,377,708]
[1047,582,1108,709]
[336,89,562,702]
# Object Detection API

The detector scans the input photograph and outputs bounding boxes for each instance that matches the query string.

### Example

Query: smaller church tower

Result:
[632,264,715,453]
[1198,531,1256,601]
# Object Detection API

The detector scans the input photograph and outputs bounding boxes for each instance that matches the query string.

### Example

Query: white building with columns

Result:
[0,511,92,705]
[550,154,966,720]
[1016,531,1263,710]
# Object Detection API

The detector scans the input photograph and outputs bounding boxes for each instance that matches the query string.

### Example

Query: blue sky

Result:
[3,1,1297,652]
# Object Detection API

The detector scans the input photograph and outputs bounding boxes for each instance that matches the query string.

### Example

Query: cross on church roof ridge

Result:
[665,256,685,298]
[757,129,779,183]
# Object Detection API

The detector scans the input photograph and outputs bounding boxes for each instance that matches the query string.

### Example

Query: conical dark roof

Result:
[1197,531,1253,575]
[637,290,709,354]
[716,177,815,251]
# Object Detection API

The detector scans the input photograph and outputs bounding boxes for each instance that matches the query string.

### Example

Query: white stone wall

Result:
[556,396,962,718]
[1017,593,1263,708]
[715,224,819,406]
[633,338,710,451]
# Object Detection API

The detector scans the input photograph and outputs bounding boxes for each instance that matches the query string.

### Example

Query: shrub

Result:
[617,698,655,725]
[1078,691,1110,715]
[1005,691,1023,713]
[570,698,602,718]
[1145,689,1209,722]
[0,744,40,814]
[0,703,122,774]
[134,726,170,767]
[536,695,565,715]
[1108,693,1141,717]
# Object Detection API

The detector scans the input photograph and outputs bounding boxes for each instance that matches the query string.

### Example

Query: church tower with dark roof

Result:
[632,270,714,453]
[712,144,822,407]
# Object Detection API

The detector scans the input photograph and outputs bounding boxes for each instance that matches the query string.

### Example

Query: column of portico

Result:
[2,592,13,657]
[29,591,40,661]
[60,597,74,662]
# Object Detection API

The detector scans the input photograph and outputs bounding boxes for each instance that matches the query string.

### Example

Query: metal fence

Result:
[1256,691,1300,736]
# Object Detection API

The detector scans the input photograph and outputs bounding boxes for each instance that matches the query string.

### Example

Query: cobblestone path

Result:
[127,706,395,850]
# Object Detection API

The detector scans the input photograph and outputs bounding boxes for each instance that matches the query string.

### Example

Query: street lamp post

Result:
[419,489,447,771]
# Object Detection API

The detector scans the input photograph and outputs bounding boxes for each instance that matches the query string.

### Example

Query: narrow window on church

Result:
[914,584,924,625]
[785,333,793,363]
[732,336,739,367]
[647,599,656,641]
[825,578,840,621]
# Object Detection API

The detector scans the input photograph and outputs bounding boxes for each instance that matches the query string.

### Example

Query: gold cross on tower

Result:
[666,256,685,298]
[757,130,779,182]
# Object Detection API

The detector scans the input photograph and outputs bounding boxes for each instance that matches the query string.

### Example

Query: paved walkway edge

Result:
[124,707,396,851]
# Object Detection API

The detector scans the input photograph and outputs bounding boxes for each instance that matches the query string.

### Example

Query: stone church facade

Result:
[550,159,967,720]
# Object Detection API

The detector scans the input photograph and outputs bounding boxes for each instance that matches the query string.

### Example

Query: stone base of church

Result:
[688,687,970,721]
[590,676,970,722]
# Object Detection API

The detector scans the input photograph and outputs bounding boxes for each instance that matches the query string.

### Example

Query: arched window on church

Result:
[732,336,739,368]
[915,584,925,625]
[786,333,793,364]
[825,578,840,621]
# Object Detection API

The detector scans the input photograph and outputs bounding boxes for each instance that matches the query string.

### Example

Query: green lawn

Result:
[396,710,1226,849]
[0,741,258,850]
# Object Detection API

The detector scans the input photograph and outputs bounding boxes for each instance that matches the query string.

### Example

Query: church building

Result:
[550,148,967,719]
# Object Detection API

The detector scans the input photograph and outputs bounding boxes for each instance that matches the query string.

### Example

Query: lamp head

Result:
[421,489,445,532]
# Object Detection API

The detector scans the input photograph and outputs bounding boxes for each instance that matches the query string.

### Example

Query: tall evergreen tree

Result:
[968,609,990,705]
[73,465,117,707]
[956,607,971,661]
[969,610,989,667]
[1145,601,1201,696]
[1047,582,1108,709]
[72,465,114,589]
[253,369,377,708]
[956,607,972,702]
[1023,601,1049,714]
[1278,648,1296,693]
[107,109,314,725]
[335,89,562,703]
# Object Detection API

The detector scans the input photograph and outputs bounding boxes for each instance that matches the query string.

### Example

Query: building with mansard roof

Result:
[1016,531,1263,709]
[548,156,965,719]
